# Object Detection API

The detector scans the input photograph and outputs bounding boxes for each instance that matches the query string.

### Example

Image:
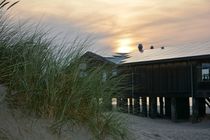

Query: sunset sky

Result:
[10,0,210,55]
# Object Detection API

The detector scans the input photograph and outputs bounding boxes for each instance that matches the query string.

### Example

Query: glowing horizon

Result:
[9,0,210,54]
[116,38,133,53]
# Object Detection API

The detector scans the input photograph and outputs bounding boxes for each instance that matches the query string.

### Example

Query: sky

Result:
[9,0,210,55]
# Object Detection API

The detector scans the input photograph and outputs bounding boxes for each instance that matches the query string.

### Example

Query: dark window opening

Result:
[202,63,210,81]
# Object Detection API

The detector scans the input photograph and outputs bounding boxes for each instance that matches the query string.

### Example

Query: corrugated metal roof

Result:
[123,41,210,64]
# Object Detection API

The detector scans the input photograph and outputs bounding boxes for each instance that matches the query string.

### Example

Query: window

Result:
[202,63,210,81]
[79,71,87,78]
[79,63,87,77]
[79,63,87,70]
[112,69,117,76]
[102,72,107,82]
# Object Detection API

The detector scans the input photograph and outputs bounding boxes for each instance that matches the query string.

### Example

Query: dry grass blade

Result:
[0,0,7,7]
[0,1,9,9]
[7,1,20,10]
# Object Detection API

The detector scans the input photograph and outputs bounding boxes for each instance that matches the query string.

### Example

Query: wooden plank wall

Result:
[122,62,193,97]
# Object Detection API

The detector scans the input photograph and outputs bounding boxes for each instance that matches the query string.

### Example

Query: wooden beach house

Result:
[81,43,210,122]
[118,43,210,121]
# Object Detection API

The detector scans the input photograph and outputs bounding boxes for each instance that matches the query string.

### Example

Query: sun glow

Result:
[116,38,133,53]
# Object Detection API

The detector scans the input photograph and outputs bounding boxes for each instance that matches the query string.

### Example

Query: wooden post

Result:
[123,98,128,113]
[171,97,177,121]
[142,97,147,117]
[117,97,122,108]
[149,97,157,118]
[192,97,199,122]
[108,97,113,111]
[165,97,171,119]
[118,97,128,113]
[199,98,206,118]
[129,98,133,114]
[192,97,206,122]
[171,97,190,122]
[159,97,164,117]
[134,97,140,115]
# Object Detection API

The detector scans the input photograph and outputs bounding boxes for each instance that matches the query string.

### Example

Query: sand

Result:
[0,102,92,140]
[1,85,210,140]
[125,113,210,140]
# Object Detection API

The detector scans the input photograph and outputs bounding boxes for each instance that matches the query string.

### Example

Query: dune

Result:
[1,85,210,140]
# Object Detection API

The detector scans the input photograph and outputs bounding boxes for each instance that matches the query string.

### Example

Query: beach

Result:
[125,113,210,140]
[1,103,210,140]
[1,85,210,140]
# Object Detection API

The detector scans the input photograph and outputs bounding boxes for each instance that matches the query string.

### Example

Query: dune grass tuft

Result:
[0,9,129,140]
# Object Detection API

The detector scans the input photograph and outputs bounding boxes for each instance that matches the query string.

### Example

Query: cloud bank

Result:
[11,0,210,55]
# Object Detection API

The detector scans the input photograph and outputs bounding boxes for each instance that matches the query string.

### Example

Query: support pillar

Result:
[159,97,164,117]
[134,97,140,115]
[117,97,123,111]
[171,97,177,121]
[149,97,157,118]
[165,97,171,119]
[123,98,128,113]
[192,97,206,122]
[128,98,133,114]
[119,98,128,113]
[198,98,206,118]
[109,97,113,111]
[192,97,199,122]
[142,97,147,117]
[171,97,190,122]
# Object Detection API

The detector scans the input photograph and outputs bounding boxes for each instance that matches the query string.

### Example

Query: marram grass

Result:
[0,11,129,140]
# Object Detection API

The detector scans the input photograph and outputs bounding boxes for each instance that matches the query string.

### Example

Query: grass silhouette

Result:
[0,5,129,140]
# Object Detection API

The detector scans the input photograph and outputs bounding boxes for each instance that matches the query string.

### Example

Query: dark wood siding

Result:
[119,57,210,98]
[120,62,193,97]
